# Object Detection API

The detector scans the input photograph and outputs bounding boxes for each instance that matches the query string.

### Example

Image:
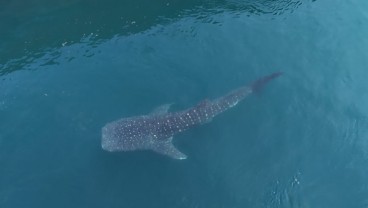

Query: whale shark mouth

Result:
[101,124,117,152]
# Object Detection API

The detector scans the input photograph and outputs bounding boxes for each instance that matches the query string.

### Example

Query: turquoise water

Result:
[1,0,368,207]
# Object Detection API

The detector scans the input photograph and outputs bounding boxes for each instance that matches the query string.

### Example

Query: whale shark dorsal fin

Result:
[198,99,210,106]
[197,99,211,109]
[150,137,187,160]
[150,103,173,115]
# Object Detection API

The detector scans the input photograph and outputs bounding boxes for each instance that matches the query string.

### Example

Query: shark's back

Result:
[101,72,282,160]
[101,101,219,159]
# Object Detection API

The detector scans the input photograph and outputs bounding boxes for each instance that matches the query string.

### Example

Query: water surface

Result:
[1,0,368,207]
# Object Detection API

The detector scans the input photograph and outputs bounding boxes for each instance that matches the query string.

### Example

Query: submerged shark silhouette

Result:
[102,72,282,159]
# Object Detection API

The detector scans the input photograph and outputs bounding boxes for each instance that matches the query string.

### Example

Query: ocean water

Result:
[1,0,368,207]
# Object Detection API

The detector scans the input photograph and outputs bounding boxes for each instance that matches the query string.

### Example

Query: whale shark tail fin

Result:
[251,71,283,93]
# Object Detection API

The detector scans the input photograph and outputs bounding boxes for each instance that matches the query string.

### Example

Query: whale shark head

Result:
[101,116,187,159]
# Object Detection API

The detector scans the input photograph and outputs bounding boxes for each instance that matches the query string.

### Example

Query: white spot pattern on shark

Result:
[101,72,282,159]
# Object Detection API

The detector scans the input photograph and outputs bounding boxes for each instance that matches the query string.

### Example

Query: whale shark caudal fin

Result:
[251,72,283,93]
[150,137,187,160]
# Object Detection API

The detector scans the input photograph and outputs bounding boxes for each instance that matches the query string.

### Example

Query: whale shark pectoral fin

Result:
[150,137,187,160]
[200,117,213,124]
[150,103,173,115]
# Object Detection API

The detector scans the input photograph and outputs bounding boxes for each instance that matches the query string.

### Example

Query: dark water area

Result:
[1,0,368,207]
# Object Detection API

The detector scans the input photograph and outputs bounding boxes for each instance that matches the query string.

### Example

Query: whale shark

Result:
[101,72,282,159]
